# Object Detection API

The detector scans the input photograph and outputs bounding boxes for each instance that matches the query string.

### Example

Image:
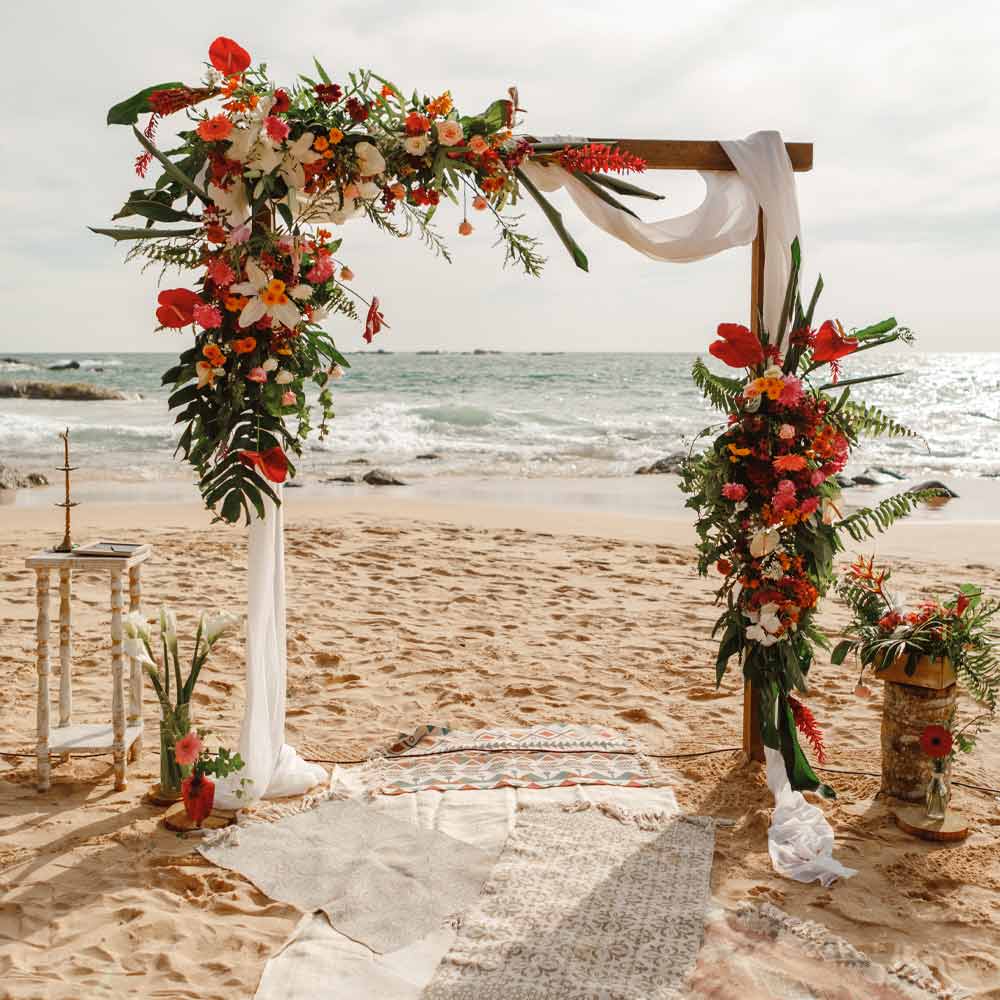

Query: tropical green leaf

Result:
[584,173,664,201]
[572,172,640,219]
[516,167,589,272]
[107,82,184,126]
[89,225,201,242]
[131,126,211,202]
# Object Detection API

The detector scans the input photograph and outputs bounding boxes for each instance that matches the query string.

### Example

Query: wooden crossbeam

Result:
[591,139,813,172]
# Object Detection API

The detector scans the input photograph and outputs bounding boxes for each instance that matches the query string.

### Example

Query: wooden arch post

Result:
[588,138,815,762]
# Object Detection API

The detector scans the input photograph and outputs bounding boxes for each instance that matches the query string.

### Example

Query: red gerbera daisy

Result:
[919,725,953,759]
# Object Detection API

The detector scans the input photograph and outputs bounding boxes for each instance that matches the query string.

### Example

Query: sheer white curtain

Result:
[215,488,327,810]
[528,131,850,884]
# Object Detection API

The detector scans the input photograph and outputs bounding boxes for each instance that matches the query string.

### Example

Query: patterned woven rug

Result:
[371,724,661,796]
[422,803,716,1000]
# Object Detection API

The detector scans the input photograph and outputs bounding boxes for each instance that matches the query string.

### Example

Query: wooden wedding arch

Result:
[570,138,814,762]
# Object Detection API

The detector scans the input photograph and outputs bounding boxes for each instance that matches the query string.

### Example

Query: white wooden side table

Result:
[25,544,153,792]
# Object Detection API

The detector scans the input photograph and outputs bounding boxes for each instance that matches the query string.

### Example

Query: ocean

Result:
[1,351,998,488]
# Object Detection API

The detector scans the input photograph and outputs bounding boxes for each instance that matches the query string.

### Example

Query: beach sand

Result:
[1,489,998,998]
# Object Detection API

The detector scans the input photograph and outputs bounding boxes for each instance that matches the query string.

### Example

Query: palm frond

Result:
[692,359,744,412]
[837,399,926,445]
[836,489,942,542]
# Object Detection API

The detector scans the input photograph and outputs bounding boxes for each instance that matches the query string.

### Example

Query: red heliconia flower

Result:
[557,142,646,175]
[181,773,215,826]
[148,86,216,117]
[272,89,291,113]
[155,289,202,328]
[955,592,971,616]
[134,114,159,178]
[920,724,953,759]
[788,694,826,764]
[238,446,289,483]
[208,36,251,75]
[811,319,858,363]
[708,323,765,369]
[364,297,386,344]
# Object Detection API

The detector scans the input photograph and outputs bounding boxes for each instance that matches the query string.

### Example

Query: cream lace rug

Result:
[422,803,716,1000]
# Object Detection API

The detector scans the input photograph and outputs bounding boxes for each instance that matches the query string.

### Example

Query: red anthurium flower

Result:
[811,319,858,363]
[156,289,203,328]
[919,724,953,759]
[955,593,971,616]
[181,773,215,826]
[708,323,765,369]
[272,89,290,114]
[364,297,386,344]
[208,37,251,75]
[238,446,289,483]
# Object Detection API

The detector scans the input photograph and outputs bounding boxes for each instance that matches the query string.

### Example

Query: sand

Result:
[1,490,998,999]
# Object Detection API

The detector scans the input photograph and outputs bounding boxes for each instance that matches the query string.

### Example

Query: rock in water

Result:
[324,475,357,484]
[416,453,441,460]
[362,468,406,486]
[0,381,133,401]
[635,453,686,475]
[48,360,80,370]
[853,467,898,486]
[0,464,49,490]
[908,480,959,499]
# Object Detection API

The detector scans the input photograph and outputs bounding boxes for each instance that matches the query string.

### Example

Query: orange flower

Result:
[773,454,807,472]
[232,336,257,355]
[202,343,226,367]
[313,135,329,151]
[328,128,344,145]
[458,219,473,236]
[197,115,234,142]
[426,91,453,117]
[224,294,247,313]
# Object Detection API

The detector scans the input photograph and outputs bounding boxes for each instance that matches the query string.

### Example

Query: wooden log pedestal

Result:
[880,655,957,802]
[26,543,152,792]
[892,804,970,843]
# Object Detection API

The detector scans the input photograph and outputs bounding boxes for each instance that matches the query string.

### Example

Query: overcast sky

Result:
[2,0,998,354]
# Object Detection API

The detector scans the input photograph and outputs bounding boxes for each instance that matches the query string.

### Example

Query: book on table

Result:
[71,541,145,557]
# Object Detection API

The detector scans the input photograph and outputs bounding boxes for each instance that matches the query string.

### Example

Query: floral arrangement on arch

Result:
[94,36,653,523]
[680,241,940,794]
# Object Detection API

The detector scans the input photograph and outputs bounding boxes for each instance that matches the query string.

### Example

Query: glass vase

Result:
[158,703,191,800]
[925,758,950,821]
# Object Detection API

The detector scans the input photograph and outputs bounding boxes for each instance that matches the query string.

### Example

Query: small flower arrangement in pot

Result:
[833,557,999,801]
[833,557,1000,702]
[174,730,247,826]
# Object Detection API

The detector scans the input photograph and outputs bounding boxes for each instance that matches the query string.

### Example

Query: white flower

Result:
[763,560,783,580]
[750,527,780,558]
[288,283,313,301]
[122,611,155,666]
[230,260,302,330]
[355,140,386,176]
[278,132,322,191]
[275,370,294,384]
[358,180,382,200]
[159,606,178,654]
[762,364,784,380]
[745,603,782,647]
[821,495,842,526]
[262,357,279,372]
[208,181,250,227]
[123,611,150,642]
[201,611,242,645]
[403,135,430,156]
[329,364,344,380]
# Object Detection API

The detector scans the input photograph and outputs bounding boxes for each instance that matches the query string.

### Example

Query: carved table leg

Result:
[58,567,72,762]
[36,569,51,792]
[110,569,127,791]
[127,565,143,764]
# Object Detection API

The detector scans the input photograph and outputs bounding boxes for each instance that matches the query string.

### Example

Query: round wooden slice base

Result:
[893,805,969,842]
[145,784,182,807]
[163,802,236,833]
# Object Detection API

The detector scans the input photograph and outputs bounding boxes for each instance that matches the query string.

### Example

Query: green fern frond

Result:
[692,359,744,413]
[837,400,925,445]
[836,489,943,542]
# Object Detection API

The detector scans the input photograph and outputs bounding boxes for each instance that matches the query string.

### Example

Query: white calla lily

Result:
[749,527,780,558]
[230,260,302,330]
[355,140,386,176]
[159,606,179,654]
[201,610,242,645]
[279,133,322,190]
[208,180,250,227]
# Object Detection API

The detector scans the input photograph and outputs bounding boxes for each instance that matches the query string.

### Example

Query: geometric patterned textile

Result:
[372,723,662,796]
[422,805,716,999]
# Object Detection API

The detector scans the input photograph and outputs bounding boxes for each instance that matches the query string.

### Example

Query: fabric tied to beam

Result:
[214,488,327,810]
[519,130,802,347]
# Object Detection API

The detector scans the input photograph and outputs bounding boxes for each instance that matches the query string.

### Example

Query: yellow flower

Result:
[262,279,288,307]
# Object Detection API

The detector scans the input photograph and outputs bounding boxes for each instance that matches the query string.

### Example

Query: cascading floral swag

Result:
[95,37,652,523]
[680,241,939,794]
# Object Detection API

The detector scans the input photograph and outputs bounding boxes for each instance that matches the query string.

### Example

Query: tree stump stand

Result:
[881,668,957,802]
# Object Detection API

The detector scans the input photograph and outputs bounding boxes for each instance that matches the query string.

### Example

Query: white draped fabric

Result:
[215,488,327,810]
[225,130,852,884]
